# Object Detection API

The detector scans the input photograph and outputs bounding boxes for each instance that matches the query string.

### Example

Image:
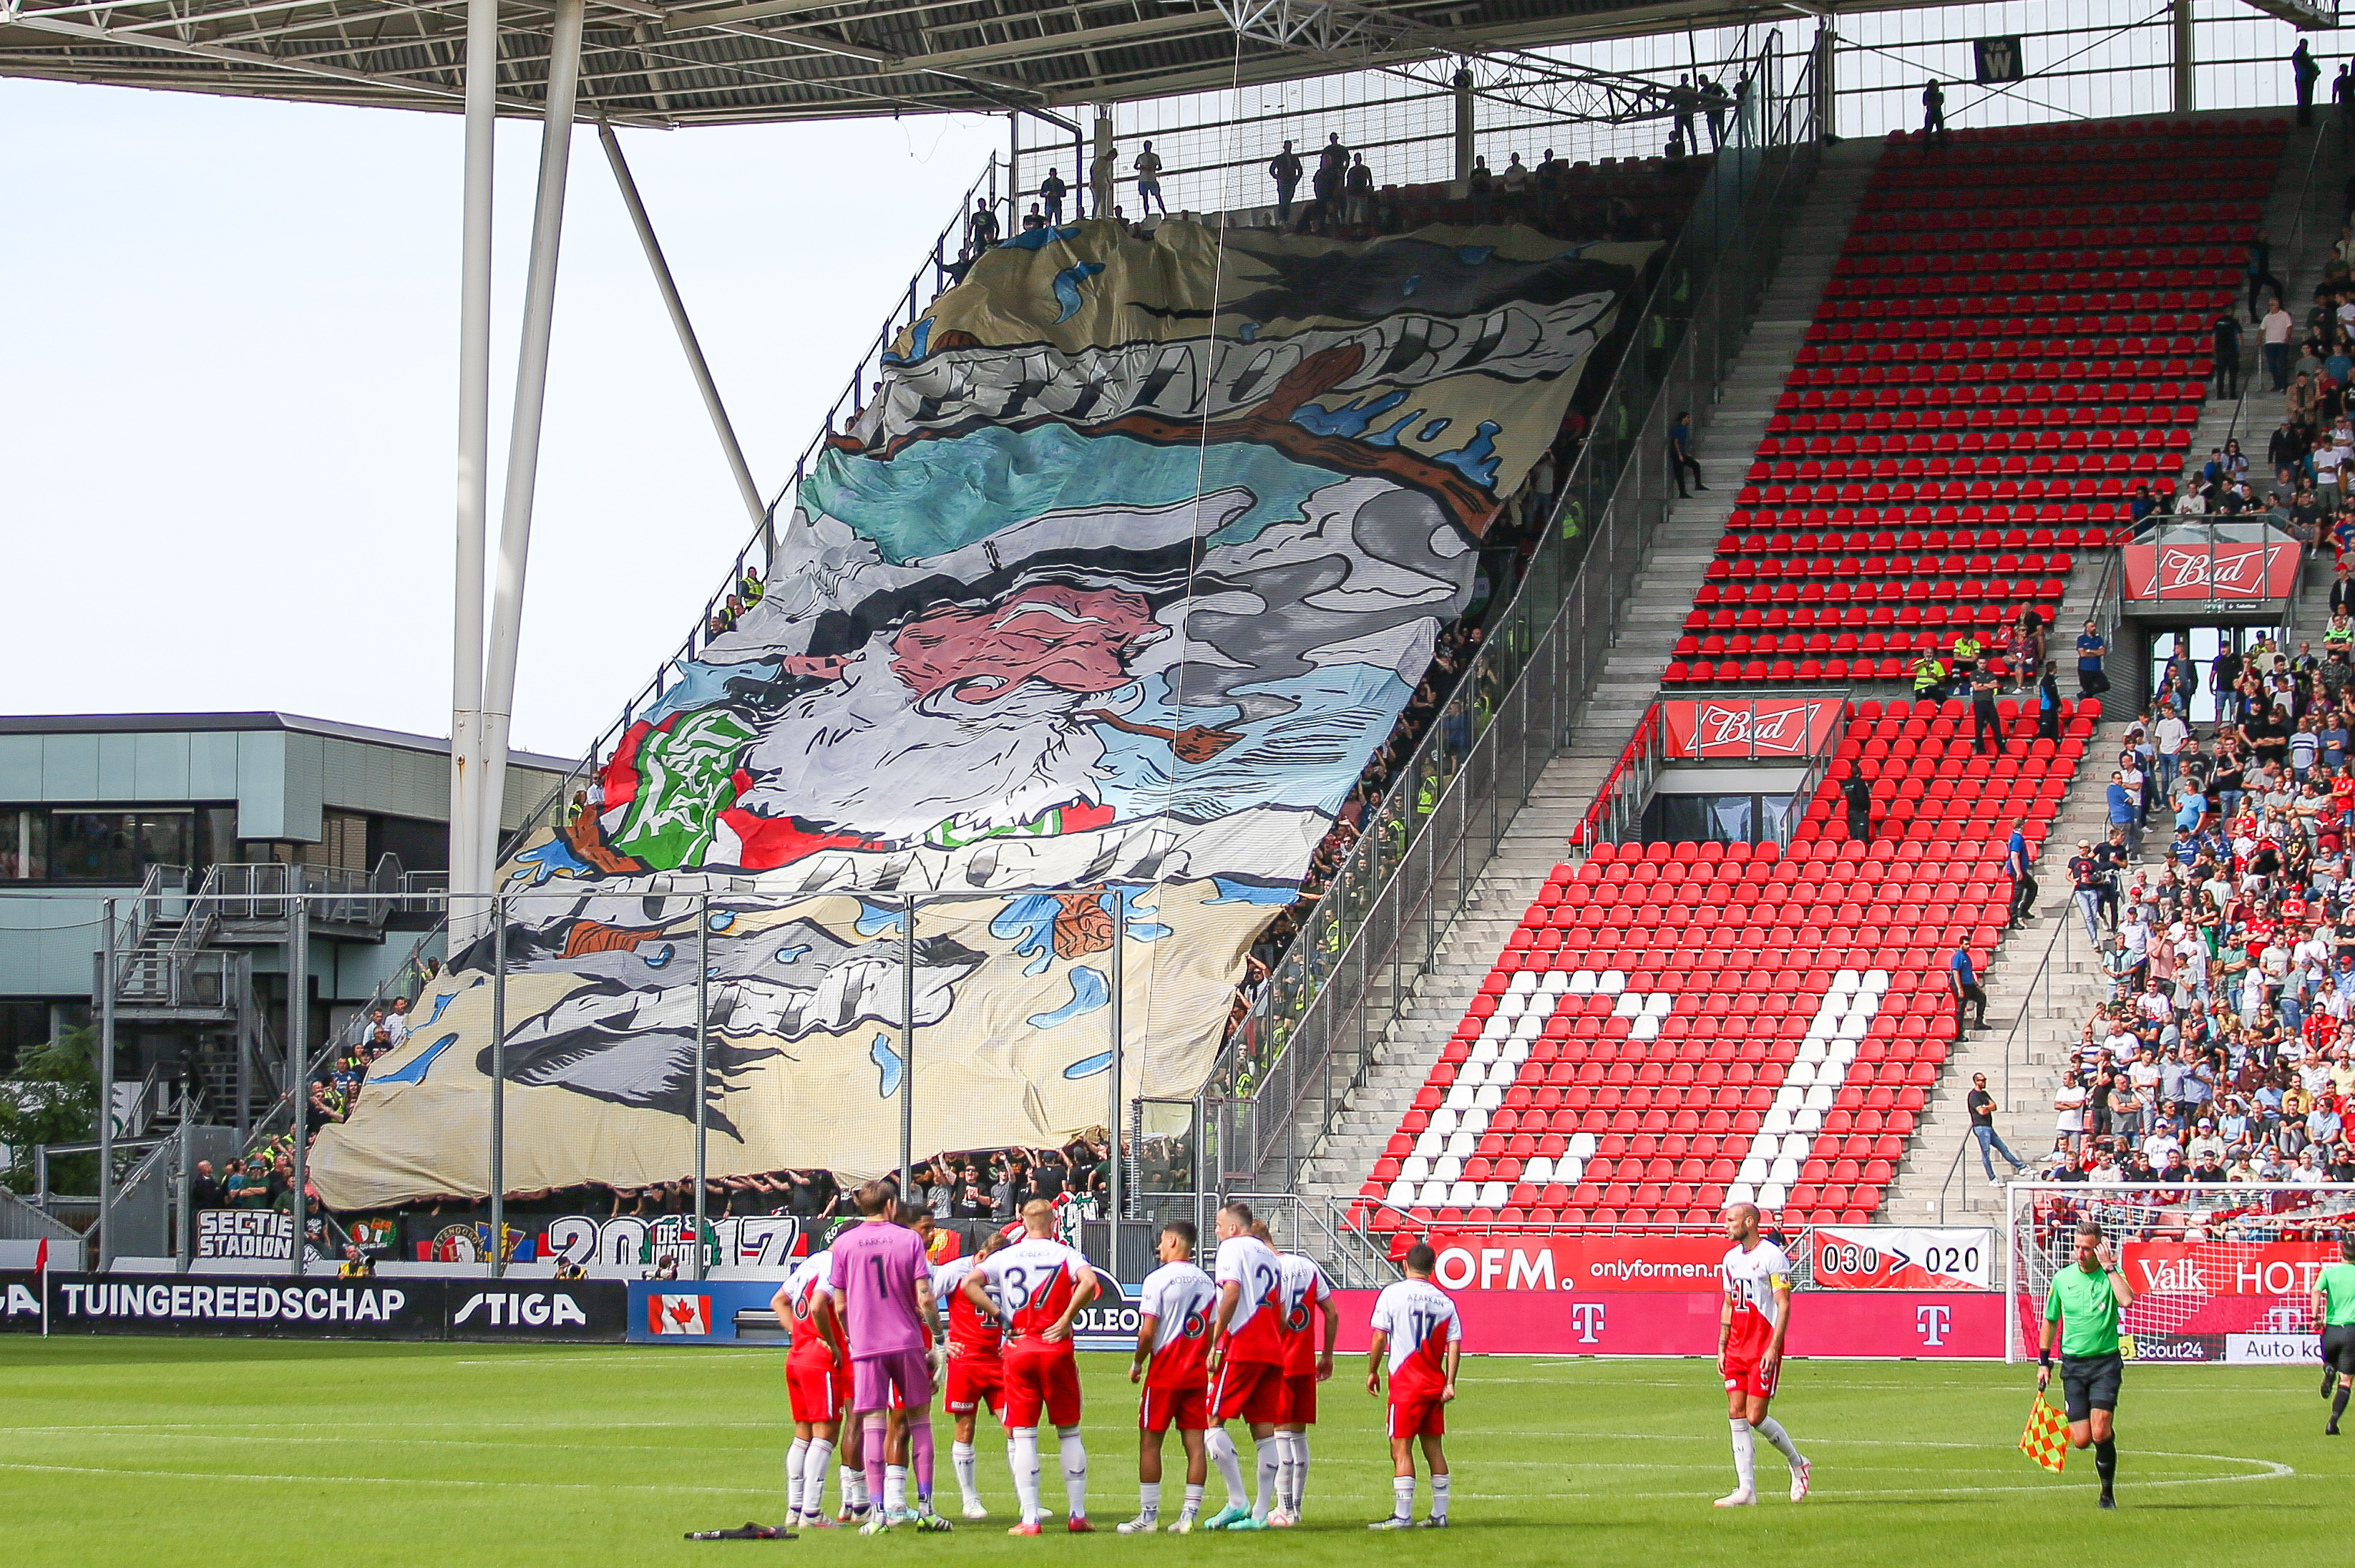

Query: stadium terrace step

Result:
[1884,719,2128,1219]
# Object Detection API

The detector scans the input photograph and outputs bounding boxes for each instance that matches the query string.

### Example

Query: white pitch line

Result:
[0,1461,774,1496]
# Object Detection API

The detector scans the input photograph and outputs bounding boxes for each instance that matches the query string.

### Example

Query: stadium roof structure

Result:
[0,0,1851,127]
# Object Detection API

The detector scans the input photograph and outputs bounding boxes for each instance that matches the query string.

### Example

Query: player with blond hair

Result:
[1715,1202,1810,1507]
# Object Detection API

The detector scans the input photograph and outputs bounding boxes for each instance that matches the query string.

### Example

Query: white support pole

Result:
[2173,0,2194,116]
[596,120,764,529]
[1453,65,1475,185]
[449,0,500,946]
[476,0,587,904]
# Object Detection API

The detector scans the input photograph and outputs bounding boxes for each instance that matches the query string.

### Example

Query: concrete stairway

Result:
[1883,719,2125,1221]
[2180,118,2339,501]
[1295,147,1895,1207]
[1567,139,1886,755]
[1297,754,1609,1203]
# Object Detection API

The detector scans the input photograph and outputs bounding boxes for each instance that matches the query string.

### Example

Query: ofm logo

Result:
[452,1291,590,1328]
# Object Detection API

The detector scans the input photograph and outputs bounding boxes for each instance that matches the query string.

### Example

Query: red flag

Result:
[32,1237,47,1276]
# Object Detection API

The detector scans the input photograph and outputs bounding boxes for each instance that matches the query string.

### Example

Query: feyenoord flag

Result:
[2018,1393,2067,1473]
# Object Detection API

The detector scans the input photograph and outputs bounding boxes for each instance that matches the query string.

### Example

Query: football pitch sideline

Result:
[0,1340,2339,1568]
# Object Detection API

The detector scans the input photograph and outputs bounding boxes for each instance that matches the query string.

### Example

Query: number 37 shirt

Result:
[1370,1278,1461,1402]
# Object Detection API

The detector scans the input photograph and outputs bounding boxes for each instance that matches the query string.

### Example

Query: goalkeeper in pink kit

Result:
[829,1182,954,1534]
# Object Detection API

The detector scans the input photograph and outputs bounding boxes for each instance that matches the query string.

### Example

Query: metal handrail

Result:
[1936,829,2090,1222]
[1202,40,1822,1199]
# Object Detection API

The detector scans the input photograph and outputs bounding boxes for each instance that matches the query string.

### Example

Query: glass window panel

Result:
[40,810,195,882]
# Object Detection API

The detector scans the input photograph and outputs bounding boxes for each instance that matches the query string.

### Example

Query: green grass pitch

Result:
[0,1339,2341,1567]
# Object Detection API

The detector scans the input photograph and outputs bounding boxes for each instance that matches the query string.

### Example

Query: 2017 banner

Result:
[404,1212,801,1270]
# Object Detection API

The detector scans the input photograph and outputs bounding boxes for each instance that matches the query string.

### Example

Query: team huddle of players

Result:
[769,1192,1463,1534]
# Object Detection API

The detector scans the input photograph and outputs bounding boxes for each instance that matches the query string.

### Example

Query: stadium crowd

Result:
[2029,676,2355,1202]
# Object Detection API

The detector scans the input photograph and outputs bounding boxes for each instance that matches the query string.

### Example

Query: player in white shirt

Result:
[1202,1202,1287,1530]
[1365,1242,1461,1529]
[1715,1203,1810,1506]
[1272,1242,1340,1524]
[1121,1219,1220,1534]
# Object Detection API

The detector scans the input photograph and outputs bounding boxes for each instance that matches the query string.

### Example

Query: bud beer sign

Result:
[2122,540,2298,603]
[1659,699,1843,760]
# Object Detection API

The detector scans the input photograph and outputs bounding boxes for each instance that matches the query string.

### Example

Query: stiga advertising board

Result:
[27,1273,628,1342]
[0,1271,42,1332]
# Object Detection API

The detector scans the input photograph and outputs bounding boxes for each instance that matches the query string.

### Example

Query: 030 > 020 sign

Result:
[1809,1227,1994,1291]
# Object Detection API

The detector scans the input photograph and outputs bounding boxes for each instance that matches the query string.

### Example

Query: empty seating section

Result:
[1345,117,2291,1236]
[1668,115,2285,688]
[1352,697,2092,1235]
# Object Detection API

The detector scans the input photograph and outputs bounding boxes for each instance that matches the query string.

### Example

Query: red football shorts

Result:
[1280,1372,1317,1426]
[1001,1340,1084,1429]
[945,1352,1005,1418]
[1387,1396,1445,1440]
[786,1357,842,1424]
[1210,1357,1287,1425]
[1139,1383,1211,1433]
[1722,1350,1780,1401]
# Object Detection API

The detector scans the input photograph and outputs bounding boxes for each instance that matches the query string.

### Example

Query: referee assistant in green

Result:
[2313,1234,2355,1435]
[2037,1221,2134,1509]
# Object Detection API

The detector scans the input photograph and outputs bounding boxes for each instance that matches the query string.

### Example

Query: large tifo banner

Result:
[312,219,1653,1208]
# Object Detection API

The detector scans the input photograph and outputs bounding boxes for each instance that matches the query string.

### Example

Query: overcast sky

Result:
[0,77,1002,759]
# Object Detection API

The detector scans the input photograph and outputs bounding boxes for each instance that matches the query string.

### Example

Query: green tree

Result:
[0,1026,99,1194]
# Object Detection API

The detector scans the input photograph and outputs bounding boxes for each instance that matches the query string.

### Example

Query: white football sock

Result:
[1754,1416,1804,1466]
[1138,1480,1161,1519]
[1292,1432,1312,1513]
[1730,1418,1757,1493]
[1009,1428,1042,1524]
[802,1438,833,1517]
[885,1464,908,1516]
[1181,1482,1204,1518]
[1391,1474,1415,1521]
[1206,1428,1248,1506]
[785,1436,808,1517]
[1430,1474,1450,1522]
[1252,1435,1278,1520]
[1274,1433,1298,1512]
[843,1453,868,1509]
[952,1440,980,1508]
[1058,1426,1089,1519]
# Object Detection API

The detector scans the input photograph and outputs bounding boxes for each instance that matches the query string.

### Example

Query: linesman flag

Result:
[2018,1393,2068,1473]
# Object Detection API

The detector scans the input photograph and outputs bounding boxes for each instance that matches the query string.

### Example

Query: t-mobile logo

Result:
[1569,1302,1606,1343]
[1915,1304,1951,1347]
